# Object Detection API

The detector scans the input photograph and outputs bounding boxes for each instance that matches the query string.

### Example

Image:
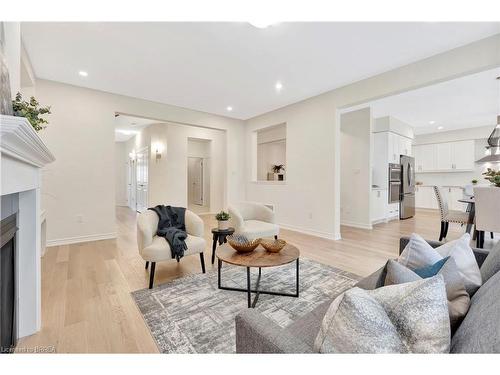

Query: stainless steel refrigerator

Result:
[400,155,415,219]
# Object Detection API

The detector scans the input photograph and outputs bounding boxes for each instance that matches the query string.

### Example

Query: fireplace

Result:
[0,213,18,353]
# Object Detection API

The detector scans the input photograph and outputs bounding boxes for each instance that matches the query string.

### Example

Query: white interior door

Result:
[188,157,204,205]
[127,159,136,210]
[136,147,149,212]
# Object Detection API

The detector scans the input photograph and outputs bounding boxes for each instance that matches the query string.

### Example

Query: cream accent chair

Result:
[473,186,500,248]
[137,209,206,289]
[228,202,279,240]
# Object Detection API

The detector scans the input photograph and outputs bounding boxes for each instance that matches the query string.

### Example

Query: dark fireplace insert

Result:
[1,213,18,354]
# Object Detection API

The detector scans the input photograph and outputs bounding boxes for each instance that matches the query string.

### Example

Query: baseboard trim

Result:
[340,220,373,230]
[279,223,340,241]
[47,232,117,247]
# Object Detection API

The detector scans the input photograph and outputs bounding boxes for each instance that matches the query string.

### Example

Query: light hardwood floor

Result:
[18,207,494,353]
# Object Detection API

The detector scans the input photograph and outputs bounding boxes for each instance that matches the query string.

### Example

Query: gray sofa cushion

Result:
[451,270,500,353]
[480,240,500,284]
[284,300,332,348]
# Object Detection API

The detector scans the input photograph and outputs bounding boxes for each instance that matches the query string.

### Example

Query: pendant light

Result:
[476,76,500,163]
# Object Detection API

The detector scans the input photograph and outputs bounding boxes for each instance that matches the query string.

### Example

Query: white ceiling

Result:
[22,22,500,120]
[366,67,500,135]
[114,114,158,142]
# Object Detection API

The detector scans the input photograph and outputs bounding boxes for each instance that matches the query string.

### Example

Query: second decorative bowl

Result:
[227,235,261,253]
[260,239,287,253]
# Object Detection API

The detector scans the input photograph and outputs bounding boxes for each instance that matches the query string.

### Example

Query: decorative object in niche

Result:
[267,164,285,181]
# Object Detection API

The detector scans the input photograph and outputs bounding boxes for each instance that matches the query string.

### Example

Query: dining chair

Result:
[473,186,500,248]
[433,186,472,241]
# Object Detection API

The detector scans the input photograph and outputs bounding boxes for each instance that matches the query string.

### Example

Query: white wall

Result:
[245,34,500,240]
[114,142,127,206]
[414,125,495,187]
[125,123,225,213]
[28,79,244,245]
[340,108,372,229]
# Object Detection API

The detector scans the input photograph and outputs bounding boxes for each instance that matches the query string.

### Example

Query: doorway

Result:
[135,146,149,212]
[187,138,211,214]
[127,157,136,210]
[188,157,204,205]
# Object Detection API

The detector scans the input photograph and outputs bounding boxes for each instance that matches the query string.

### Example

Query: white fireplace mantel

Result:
[1,114,55,339]
[0,114,55,168]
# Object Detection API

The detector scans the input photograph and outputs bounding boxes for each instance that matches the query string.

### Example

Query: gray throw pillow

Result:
[480,240,500,284]
[314,276,450,353]
[385,259,470,330]
[398,233,482,295]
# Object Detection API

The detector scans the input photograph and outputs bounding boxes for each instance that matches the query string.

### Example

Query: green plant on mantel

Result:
[12,92,51,132]
[483,168,500,187]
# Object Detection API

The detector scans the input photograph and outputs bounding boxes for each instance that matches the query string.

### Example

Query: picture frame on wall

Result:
[0,21,14,115]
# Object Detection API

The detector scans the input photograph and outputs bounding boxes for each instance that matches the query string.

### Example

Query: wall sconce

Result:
[153,142,164,162]
[128,151,136,161]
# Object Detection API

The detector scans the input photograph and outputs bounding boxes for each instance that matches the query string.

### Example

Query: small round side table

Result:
[211,227,235,264]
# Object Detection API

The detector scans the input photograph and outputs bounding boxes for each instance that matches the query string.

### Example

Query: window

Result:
[255,123,286,181]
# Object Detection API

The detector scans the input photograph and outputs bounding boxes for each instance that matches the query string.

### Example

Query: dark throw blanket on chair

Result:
[148,205,188,260]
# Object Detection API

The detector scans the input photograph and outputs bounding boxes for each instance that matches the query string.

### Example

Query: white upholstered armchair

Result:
[228,202,279,240]
[137,209,206,288]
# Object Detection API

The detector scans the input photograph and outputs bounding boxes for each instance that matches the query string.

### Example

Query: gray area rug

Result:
[131,258,360,353]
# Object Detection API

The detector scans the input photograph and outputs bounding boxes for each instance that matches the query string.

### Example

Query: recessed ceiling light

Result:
[437,126,444,130]
[249,21,276,29]
[79,71,88,77]
[275,81,283,92]
[226,106,233,112]
[429,120,436,125]
[116,129,138,136]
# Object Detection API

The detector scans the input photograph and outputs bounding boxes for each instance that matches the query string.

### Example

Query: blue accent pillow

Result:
[413,257,450,278]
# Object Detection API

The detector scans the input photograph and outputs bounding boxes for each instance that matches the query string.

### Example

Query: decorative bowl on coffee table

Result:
[227,235,261,253]
[260,239,287,253]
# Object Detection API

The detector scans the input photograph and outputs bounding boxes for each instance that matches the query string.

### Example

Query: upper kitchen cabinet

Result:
[451,140,475,171]
[414,140,474,173]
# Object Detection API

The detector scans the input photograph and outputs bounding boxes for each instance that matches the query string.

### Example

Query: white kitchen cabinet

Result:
[400,136,412,157]
[388,132,412,163]
[414,144,436,172]
[436,142,453,171]
[444,186,467,211]
[415,185,438,209]
[387,132,398,163]
[451,140,474,171]
[414,140,474,173]
[415,185,466,211]
[388,203,399,219]
[371,189,388,223]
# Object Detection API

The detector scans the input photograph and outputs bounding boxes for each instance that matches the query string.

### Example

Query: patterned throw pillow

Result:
[398,233,482,295]
[414,257,449,278]
[385,258,470,330]
[314,276,450,353]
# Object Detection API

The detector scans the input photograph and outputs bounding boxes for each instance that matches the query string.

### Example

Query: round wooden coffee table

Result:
[216,242,300,308]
